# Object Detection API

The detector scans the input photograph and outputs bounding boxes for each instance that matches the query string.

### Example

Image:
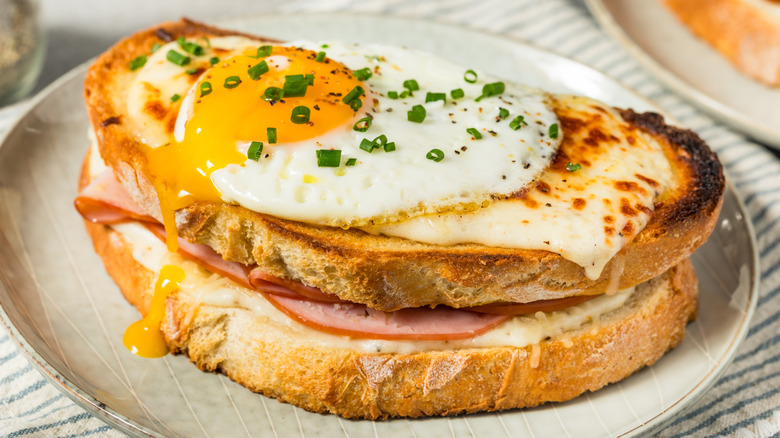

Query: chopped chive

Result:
[509,116,527,130]
[342,86,365,104]
[315,51,326,62]
[283,75,310,97]
[255,45,273,58]
[426,148,444,162]
[267,127,277,144]
[498,108,509,120]
[353,67,373,81]
[349,99,362,111]
[262,87,283,101]
[466,128,482,139]
[151,43,162,53]
[549,123,559,139]
[224,76,241,89]
[359,138,375,152]
[345,158,357,166]
[185,68,199,75]
[177,37,204,56]
[566,162,581,172]
[248,60,269,80]
[209,56,219,66]
[170,93,181,103]
[372,135,388,148]
[399,90,410,98]
[129,55,147,71]
[291,106,311,124]
[321,44,330,49]
[316,149,341,167]
[247,141,263,161]
[200,81,212,97]
[407,105,426,123]
[450,88,464,99]
[475,82,505,102]
[384,142,396,152]
[387,91,398,99]
[464,69,478,83]
[353,117,372,132]
[425,92,446,103]
[166,49,190,66]
[403,79,419,94]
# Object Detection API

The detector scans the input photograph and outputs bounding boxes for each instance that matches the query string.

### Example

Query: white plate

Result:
[586,0,780,149]
[0,14,758,438]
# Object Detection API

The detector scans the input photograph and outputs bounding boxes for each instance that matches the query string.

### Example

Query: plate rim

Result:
[0,12,760,438]
[584,0,780,149]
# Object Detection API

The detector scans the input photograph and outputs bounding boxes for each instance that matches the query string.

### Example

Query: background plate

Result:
[0,14,758,438]
[586,0,780,149]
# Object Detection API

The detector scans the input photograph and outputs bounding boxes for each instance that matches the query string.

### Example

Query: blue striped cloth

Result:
[2,0,780,436]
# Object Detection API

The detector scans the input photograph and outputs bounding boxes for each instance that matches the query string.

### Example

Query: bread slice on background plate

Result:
[662,0,780,86]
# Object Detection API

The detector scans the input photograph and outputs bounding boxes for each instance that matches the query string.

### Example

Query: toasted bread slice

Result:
[662,0,780,86]
[82,208,697,419]
[84,19,723,311]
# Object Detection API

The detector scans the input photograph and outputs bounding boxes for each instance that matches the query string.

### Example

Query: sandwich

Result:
[75,19,725,419]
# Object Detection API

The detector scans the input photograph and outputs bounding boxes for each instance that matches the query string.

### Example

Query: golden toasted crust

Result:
[662,0,780,86]
[83,215,698,419]
[84,19,724,311]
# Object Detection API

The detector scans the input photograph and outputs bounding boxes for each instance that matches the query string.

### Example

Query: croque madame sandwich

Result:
[75,19,724,419]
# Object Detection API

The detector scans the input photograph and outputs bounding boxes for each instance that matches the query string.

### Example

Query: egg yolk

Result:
[122,264,184,358]
[144,46,368,250]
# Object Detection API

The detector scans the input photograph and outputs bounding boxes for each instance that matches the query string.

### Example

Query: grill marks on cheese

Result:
[370,97,674,279]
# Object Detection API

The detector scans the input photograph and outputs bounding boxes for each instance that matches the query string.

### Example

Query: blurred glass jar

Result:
[0,0,44,106]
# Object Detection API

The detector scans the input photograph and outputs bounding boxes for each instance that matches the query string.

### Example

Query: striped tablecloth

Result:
[2,0,780,436]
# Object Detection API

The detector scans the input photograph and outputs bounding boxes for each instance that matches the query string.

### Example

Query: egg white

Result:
[207,41,561,227]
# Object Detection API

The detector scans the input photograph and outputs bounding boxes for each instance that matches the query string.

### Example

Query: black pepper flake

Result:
[501,175,507,180]
[461,146,467,151]
[155,28,174,42]
[543,240,550,245]
[488,130,498,136]
[451,121,457,124]
[264,154,269,158]
[386,108,393,112]
[523,163,531,169]
[101,116,121,127]
[545,203,552,207]
[313,104,321,111]
[454,150,460,155]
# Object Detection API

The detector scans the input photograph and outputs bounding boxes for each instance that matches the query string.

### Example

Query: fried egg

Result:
[127,37,561,229]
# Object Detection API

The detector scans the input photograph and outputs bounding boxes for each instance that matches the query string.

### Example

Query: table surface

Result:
[3,0,780,437]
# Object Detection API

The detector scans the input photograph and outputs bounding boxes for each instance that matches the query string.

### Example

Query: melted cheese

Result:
[112,221,632,355]
[364,98,674,279]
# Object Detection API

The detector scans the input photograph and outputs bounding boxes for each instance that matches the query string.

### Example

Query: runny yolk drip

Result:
[123,265,185,358]
[144,46,366,251]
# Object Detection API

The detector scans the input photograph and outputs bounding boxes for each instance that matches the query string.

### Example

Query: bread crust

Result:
[663,0,780,86]
[83,215,698,419]
[84,19,724,311]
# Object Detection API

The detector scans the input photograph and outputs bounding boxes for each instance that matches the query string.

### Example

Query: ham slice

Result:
[75,169,156,224]
[75,169,562,340]
[143,223,254,290]
[469,294,599,315]
[248,269,340,302]
[264,293,508,340]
